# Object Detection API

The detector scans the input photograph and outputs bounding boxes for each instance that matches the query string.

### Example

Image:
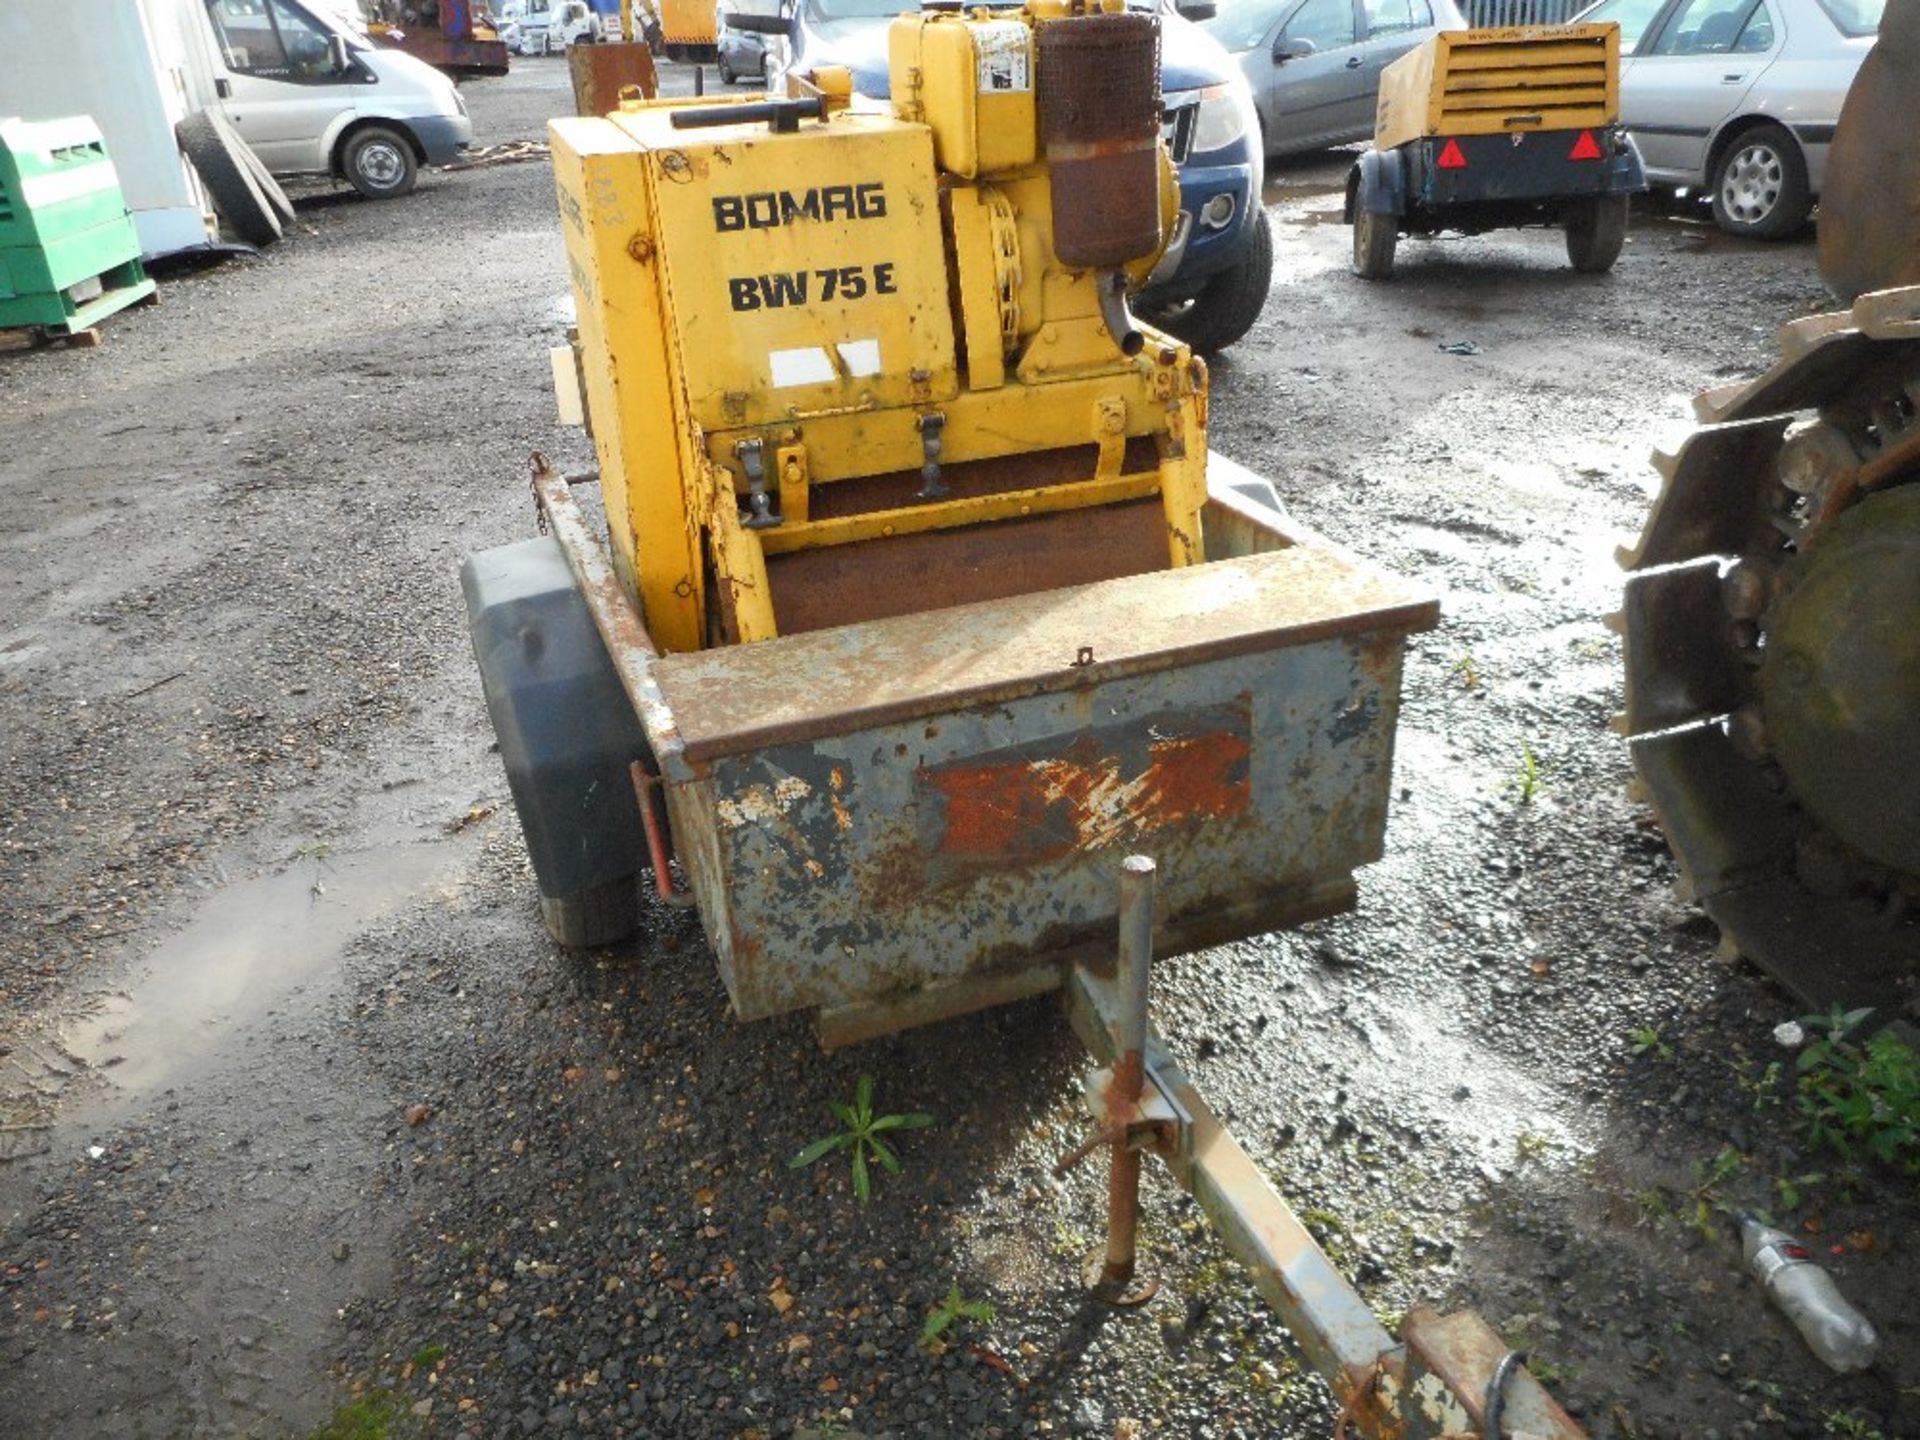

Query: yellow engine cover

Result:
[889,12,1038,178]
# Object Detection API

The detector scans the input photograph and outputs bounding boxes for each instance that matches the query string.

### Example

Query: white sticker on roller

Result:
[974,21,1030,93]
[836,339,882,377]
[768,346,836,388]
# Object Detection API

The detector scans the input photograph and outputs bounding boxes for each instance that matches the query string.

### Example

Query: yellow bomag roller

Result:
[1617,6,1920,1020]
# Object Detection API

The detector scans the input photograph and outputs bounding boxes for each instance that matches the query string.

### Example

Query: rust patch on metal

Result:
[798,440,1159,520]
[765,500,1166,636]
[920,698,1252,867]
[568,40,660,118]
[1037,12,1164,268]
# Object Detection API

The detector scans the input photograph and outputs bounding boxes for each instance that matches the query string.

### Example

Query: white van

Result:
[500,0,558,53]
[180,0,472,197]
[550,1,615,48]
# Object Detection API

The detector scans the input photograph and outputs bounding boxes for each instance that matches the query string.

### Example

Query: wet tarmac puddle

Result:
[60,831,469,1103]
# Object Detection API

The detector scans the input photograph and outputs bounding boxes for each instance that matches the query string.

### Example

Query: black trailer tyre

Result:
[1565,193,1629,273]
[175,111,283,247]
[1151,205,1273,354]
[540,875,641,949]
[1710,123,1811,239]
[342,125,419,200]
[1352,206,1397,279]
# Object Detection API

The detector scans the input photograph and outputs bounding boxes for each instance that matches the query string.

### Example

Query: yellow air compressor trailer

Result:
[1347,23,1646,278]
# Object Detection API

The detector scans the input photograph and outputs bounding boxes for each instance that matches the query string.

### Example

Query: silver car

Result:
[1202,0,1468,155]
[1572,0,1882,236]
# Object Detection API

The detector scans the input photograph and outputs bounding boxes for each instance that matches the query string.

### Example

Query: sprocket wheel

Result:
[1616,287,1920,1020]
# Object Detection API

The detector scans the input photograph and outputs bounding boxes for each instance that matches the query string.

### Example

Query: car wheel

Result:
[718,52,735,82]
[341,125,418,201]
[1710,123,1811,240]
[1351,206,1397,280]
[1139,206,1273,354]
[1564,193,1628,273]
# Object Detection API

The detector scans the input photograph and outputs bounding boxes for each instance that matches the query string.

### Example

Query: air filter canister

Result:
[1036,11,1163,270]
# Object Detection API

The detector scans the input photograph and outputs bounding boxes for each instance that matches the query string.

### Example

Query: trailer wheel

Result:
[175,111,283,248]
[1351,207,1396,280]
[1565,193,1628,273]
[540,876,641,949]
[341,126,418,200]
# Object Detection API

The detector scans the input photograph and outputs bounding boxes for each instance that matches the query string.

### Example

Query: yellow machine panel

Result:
[1375,24,1619,152]
[658,0,716,47]
[551,6,1208,660]
[614,107,959,428]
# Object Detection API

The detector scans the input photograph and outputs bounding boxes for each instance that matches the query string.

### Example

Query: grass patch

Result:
[1795,1009,1920,1175]
[308,1390,404,1440]
[1505,741,1545,805]
[920,1282,994,1349]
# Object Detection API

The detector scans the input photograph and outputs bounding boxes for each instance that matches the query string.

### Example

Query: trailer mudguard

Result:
[1607,131,1648,195]
[461,536,651,902]
[1348,148,1407,222]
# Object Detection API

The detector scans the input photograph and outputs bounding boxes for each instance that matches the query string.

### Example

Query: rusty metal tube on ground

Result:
[1062,955,1589,1438]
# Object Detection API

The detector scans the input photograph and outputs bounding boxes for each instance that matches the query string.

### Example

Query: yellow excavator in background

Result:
[1617,0,1920,1022]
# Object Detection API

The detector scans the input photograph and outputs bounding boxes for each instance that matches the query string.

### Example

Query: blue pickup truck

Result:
[732,0,1272,352]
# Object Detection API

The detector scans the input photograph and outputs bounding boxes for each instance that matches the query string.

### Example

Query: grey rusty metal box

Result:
[641,481,1437,1036]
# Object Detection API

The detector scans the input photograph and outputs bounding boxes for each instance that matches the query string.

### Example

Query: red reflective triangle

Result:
[1436,137,1468,169]
[1569,129,1603,161]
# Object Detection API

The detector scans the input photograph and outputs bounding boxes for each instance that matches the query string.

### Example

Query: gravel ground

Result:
[2,55,1916,1440]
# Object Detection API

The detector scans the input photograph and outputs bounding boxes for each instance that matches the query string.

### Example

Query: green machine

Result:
[0,115,156,341]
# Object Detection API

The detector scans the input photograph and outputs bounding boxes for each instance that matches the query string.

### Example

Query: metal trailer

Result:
[464,10,1598,1429]
[466,455,1590,1436]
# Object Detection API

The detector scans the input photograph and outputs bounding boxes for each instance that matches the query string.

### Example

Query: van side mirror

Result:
[1174,0,1219,18]
[727,10,794,35]
[1272,34,1316,60]
[329,34,354,73]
